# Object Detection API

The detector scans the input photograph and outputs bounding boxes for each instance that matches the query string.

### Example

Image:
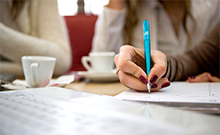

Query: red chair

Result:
[64,14,98,71]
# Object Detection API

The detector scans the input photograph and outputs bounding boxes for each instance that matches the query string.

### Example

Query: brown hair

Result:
[183,0,196,49]
[123,0,196,49]
[10,0,27,19]
[123,0,140,45]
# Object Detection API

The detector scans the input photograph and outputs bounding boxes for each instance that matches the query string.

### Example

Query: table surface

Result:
[1,77,220,134]
[24,86,220,135]
[65,81,128,96]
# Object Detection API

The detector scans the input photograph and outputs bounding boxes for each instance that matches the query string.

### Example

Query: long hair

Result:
[123,0,196,49]
[10,0,27,19]
[123,0,140,45]
[183,0,196,49]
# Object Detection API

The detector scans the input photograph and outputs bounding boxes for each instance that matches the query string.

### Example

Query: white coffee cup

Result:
[81,52,115,72]
[21,56,56,88]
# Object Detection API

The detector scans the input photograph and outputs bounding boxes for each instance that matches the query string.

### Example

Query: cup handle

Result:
[30,63,39,85]
[81,56,93,71]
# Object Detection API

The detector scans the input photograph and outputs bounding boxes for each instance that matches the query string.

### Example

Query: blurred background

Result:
[58,0,109,15]
[57,0,110,71]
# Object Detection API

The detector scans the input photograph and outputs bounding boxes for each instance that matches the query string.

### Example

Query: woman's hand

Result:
[114,45,170,92]
[187,72,220,82]
[106,0,126,10]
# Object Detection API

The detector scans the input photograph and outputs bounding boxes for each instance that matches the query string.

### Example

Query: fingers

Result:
[187,72,220,82]
[151,78,170,91]
[117,69,170,92]
[114,46,147,83]
[207,73,220,82]
[188,72,209,82]
[115,46,171,92]
[117,69,148,91]
[148,50,167,85]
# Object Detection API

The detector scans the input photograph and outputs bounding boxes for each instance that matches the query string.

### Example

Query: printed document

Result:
[115,82,220,103]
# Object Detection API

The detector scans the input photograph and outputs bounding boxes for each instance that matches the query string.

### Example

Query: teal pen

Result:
[143,20,151,93]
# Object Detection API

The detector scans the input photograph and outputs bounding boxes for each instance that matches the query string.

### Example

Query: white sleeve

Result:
[91,7,126,53]
[0,0,71,76]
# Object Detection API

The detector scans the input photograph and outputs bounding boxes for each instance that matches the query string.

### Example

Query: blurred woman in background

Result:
[0,0,72,77]
[92,0,219,55]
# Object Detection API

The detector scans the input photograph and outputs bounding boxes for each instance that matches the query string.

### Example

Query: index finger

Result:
[114,45,148,83]
[148,50,167,85]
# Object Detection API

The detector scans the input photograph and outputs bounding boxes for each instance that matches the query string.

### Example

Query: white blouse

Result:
[92,0,220,55]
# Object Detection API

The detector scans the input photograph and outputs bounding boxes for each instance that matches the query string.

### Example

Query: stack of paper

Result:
[115,82,220,113]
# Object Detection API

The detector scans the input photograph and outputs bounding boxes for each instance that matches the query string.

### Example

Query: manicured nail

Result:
[161,82,170,88]
[139,75,147,84]
[188,76,195,79]
[209,73,214,77]
[151,84,158,88]
[150,75,158,84]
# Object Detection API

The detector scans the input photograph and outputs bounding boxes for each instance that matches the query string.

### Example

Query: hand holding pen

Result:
[114,20,170,92]
[114,45,170,92]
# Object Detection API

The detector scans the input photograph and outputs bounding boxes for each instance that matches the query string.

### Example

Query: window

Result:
[57,0,109,16]
[57,0,78,16]
[84,0,109,15]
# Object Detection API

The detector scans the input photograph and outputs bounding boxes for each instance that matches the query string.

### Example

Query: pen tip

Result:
[147,83,151,93]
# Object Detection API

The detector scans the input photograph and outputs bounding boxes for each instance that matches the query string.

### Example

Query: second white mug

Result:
[81,52,115,72]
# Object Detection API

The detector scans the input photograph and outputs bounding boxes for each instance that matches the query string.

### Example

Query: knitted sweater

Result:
[0,0,72,77]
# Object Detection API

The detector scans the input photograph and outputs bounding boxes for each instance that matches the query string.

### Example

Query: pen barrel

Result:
[144,40,151,75]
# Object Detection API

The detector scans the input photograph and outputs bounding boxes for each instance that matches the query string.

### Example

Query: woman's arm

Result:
[91,0,126,53]
[0,0,71,76]
[167,22,220,81]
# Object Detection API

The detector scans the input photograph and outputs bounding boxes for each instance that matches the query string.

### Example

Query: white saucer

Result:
[77,71,119,82]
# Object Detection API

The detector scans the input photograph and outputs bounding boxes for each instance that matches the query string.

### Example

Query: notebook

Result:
[0,87,184,135]
[115,82,220,114]
[115,82,220,103]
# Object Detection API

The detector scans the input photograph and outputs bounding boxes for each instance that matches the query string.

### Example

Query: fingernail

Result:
[161,82,170,88]
[151,84,158,88]
[139,75,147,84]
[188,76,195,79]
[150,75,158,84]
[209,73,214,77]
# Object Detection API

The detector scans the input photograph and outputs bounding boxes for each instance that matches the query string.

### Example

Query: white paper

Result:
[115,82,220,103]
[47,74,74,87]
